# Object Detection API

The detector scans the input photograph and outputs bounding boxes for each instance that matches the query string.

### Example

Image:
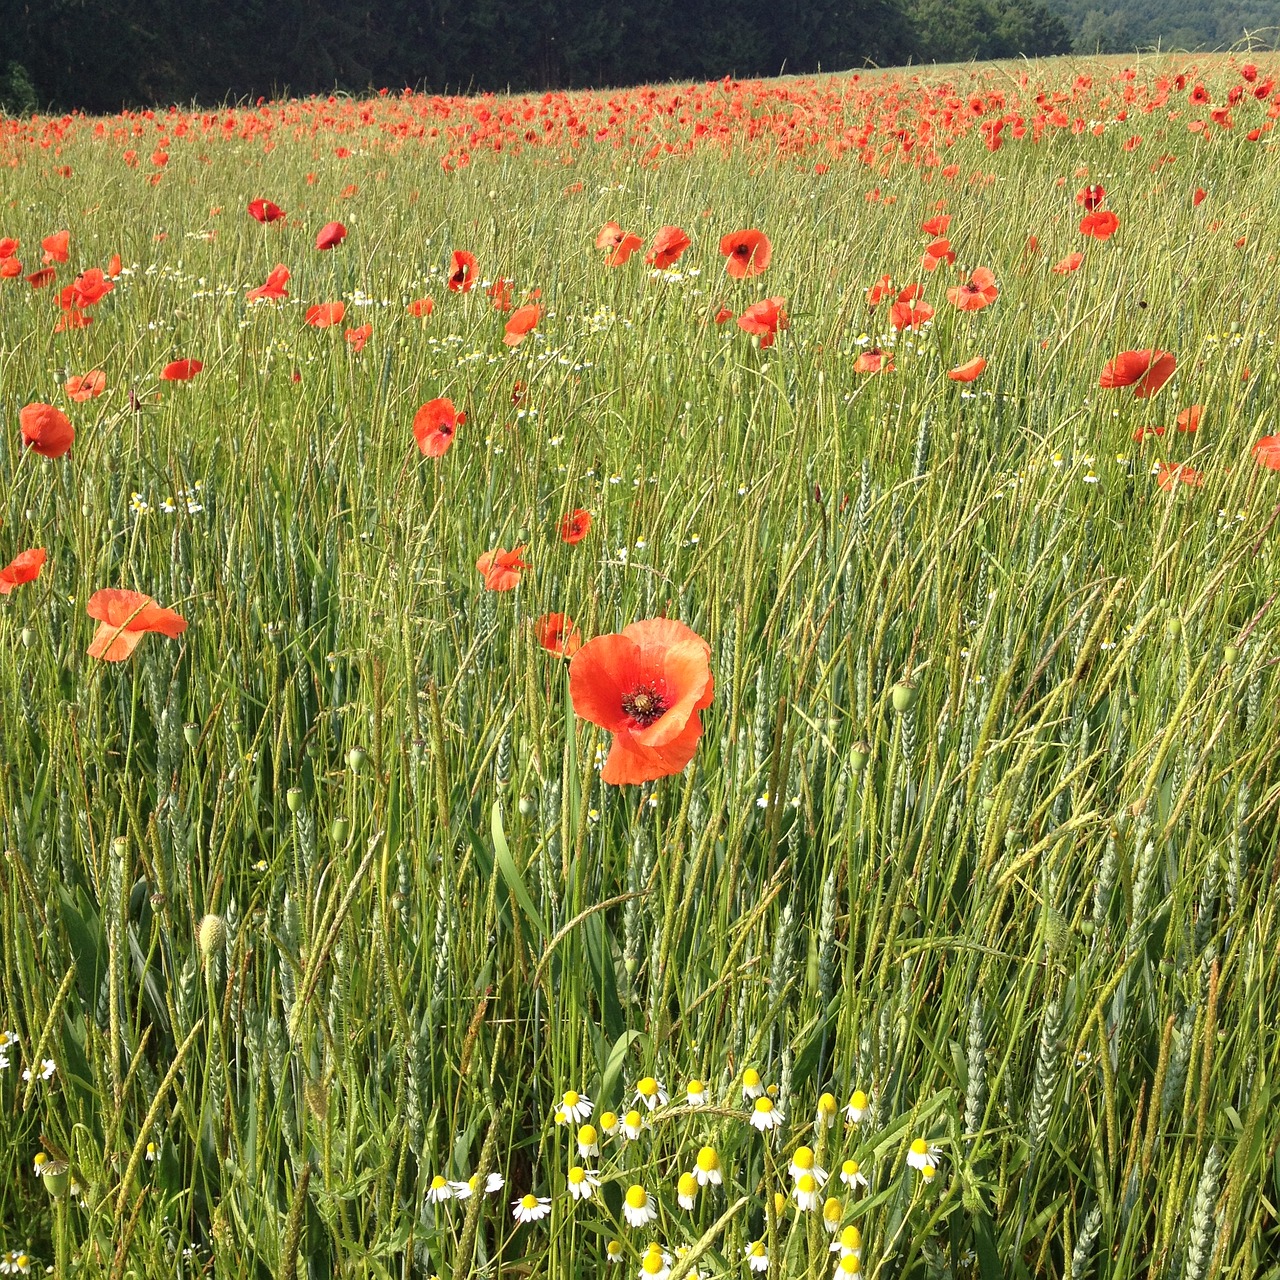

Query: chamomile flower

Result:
[567,1166,600,1202]
[512,1193,552,1224]
[32,1153,48,1177]
[788,1146,827,1186]
[685,1079,708,1107]
[21,1058,55,1083]
[450,1171,506,1198]
[145,1142,158,1163]
[560,1090,593,1124]
[834,1252,863,1277]
[839,1159,868,1189]
[600,1111,620,1137]
[905,1139,940,1176]
[694,1145,723,1186]
[0,1252,32,1277]
[831,1225,863,1258]
[577,1124,600,1157]
[427,1175,455,1204]
[749,1096,784,1131]
[794,1172,821,1211]
[741,1068,763,1099]
[844,1090,869,1124]
[745,1241,769,1273]
[635,1076,668,1110]
[639,1244,671,1280]
[677,1171,699,1210]
[822,1197,843,1234]
[623,1184,658,1227]
[622,1109,645,1140]
[816,1092,838,1127]
[606,1240,625,1265]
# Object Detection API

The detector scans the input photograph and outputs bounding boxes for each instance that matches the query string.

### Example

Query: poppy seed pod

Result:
[40,1161,69,1198]
[890,680,917,712]
[1224,644,1239,665]
[1166,617,1182,639]
[850,741,871,773]
[21,626,35,648]
[518,793,536,817]
[286,787,303,813]
[330,816,350,845]
[347,747,368,773]
[198,913,226,961]
[183,722,200,748]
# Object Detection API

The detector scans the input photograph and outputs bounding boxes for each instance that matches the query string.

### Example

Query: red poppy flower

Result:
[106,253,122,278]
[605,232,644,267]
[27,268,56,289]
[54,309,93,333]
[86,588,187,662]
[1176,405,1201,433]
[1251,436,1280,469]
[1075,184,1105,211]
[0,258,20,279]
[161,359,203,383]
[946,268,998,311]
[448,250,478,292]
[19,403,74,458]
[645,226,691,269]
[560,509,592,543]
[413,398,462,457]
[568,617,714,786]
[315,221,347,251]
[0,237,17,258]
[1157,462,1203,491]
[246,263,290,302]
[503,304,540,347]
[407,297,435,317]
[66,370,106,402]
[866,275,893,306]
[719,229,771,279]
[0,548,46,594]
[41,230,69,264]
[1080,210,1120,240]
[1193,187,1207,206]
[487,278,514,311]
[305,302,346,328]
[595,222,625,251]
[714,305,734,324]
[1189,84,1210,106]
[890,298,934,330]
[948,357,987,382]
[71,268,113,307]
[1099,349,1176,398]
[921,213,951,235]
[736,297,788,347]
[1051,252,1085,274]
[921,238,955,271]
[345,323,372,352]
[854,348,894,373]
[248,198,285,223]
[1132,425,1166,442]
[476,546,528,591]
[537,612,582,658]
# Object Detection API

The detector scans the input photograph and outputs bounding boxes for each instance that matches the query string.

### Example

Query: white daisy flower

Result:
[741,1068,763,1099]
[822,1196,843,1234]
[794,1172,821,1211]
[844,1090,869,1124]
[905,1138,940,1176]
[567,1166,600,1202]
[788,1146,828,1186]
[694,1145,723,1186]
[599,1111,620,1137]
[606,1240,625,1265]
[745,1241,769,1273]
[622,1109,645,1141]
[639,1245,671,1280]
[426,1175,454,1204]
[816,1093,838,1128]
[831,1225,863,1258]
[685,1079,708,1107]
[512,1193,552,1224]
[576,1123,600,1157]
[559,1090,593,1124]
[749,1096,784,1131]
[676,1171,698,1210]
[635,1076,668,1110]
[623,1184,657,1228]
[833,1252,863,1277]
[839,1159,868,1189]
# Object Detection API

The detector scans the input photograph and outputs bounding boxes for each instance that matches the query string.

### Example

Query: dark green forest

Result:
[0,0,1273,114]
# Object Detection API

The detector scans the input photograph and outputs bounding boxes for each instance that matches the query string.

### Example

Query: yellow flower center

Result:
[755,1097,773,1113]
[578,1124,598,1146]
[563,1090,580,1107]
[600,1112,618,1130]
[642,1254,664,1276]
[843,1160,860,1176]
[743,1068,760,1087]
[688,1079,704,1094]
[798,1173,817,1194]
[841,1227,862,1248]
[823,1197,842,1221]
[431,1176,448,1190]
[909,1138,929,1156]
[607,1241,623,1258]
[818,1092,836,1114]
[850,1090,868,1111]
[637,1076,658,1097]
[839,1256,862,1275]
[678,1172,698,1196]
[749,1243,766,1258]
[696,1146,720,1172]
[793,1146,814,1169]
[568,1167,585,1184]
[521,1194,538,1209]
[625,1185,648,1209]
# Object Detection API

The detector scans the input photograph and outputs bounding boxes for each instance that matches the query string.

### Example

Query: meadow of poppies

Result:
[1,53,1280,1278]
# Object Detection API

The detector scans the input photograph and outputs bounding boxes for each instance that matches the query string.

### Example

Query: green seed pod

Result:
[347,747,368,774]
[40,1160,69,1198]
[198,913,226,962]
[1224,644,1239,666]
[900,905,918,928]
[20,626,35,649]
[1080,920,1096,938]
[890,680,917,713]
[850,741,871,773]
[183,722,201,748]
[286,787,303,813]
[330,816,350,845]
[518,793,536,817]
[1166,617,1182,639]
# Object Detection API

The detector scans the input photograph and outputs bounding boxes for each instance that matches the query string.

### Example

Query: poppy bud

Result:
[900,905,918,927]
[286,787,303,813]
[1224,644,1239,665]
[20,626,35,648]
[1080,920,1096,937]
[850,741,871,773]
[890,680,917,712]
[1166,617,1182,639]
[183,722,200,747]
[518,793,536,817]
[347,747,368,773]
[198,913,226,962]
[330,816,350,845]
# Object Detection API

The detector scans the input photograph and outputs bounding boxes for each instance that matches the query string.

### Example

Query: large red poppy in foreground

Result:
[86,589,187,661]
[569,618,713,785]
[1099,348,1176,398]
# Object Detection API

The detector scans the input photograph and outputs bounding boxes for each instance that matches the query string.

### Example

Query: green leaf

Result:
[492,800,545,940]
[600,1029,644,1112]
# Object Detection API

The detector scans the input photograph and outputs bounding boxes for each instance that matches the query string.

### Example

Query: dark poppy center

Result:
[622,683,667,726]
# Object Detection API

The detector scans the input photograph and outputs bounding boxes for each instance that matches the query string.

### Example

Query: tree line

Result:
[1,0,1072,115]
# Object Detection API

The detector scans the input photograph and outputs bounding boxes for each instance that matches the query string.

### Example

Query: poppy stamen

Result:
[622,684,668,727]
